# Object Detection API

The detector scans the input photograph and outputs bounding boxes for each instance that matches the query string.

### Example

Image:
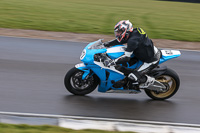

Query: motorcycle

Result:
[64,39,181,100]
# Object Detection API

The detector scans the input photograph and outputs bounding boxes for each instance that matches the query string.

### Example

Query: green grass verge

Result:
[0,123,135,133]
[0,0,199,41]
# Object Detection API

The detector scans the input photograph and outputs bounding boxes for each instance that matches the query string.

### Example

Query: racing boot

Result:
[139,75,155,88]
[128,73,141,93]
[128,73,139,84]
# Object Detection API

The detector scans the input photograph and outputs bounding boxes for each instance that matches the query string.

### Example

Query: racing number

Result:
[165,50,173,55]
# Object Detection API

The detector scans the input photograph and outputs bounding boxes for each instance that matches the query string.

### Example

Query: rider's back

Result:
[126,28,155,63]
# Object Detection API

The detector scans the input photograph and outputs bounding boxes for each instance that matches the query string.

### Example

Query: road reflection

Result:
[63,95,177,122]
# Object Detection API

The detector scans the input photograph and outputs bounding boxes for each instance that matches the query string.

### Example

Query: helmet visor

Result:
[114,29,123,38]
[114,29,125,42]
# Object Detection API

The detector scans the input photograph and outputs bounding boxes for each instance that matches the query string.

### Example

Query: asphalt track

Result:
[0,36,200,125]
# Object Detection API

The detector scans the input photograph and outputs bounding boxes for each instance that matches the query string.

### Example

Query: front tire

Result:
[64,67,99,95]
[145,68,180,100]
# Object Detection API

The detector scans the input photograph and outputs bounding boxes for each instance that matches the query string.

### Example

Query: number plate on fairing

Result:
[161,50,181,57]
[159,50,181,63]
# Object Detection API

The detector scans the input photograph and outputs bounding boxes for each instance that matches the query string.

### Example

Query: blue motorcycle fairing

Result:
[106,45,125,59]
[92,61,125,92]
[80,41,107,64]
[108,53,124,59]
[76,40,181,93]
[76,62,125,92]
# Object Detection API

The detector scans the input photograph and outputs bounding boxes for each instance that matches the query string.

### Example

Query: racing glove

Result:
[103,42,110,47]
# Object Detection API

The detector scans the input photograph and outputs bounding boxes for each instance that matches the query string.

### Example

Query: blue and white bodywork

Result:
[75,39,181,93]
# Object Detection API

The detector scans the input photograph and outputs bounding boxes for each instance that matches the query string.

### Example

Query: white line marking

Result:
[0,111,200,128]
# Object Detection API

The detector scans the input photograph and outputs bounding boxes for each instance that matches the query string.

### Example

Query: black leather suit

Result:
[105,27,161,83]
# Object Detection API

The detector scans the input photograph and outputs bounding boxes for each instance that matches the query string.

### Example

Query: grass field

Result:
[0,0,199,41]
[0,123,135,133]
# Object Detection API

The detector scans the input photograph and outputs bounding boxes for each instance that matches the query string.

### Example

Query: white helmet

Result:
[114,20,133,42]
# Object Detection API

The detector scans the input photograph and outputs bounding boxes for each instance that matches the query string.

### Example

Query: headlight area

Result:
[80,49,86,60]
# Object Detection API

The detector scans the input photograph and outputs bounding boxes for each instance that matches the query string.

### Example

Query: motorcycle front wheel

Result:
[145,68,180,100]
[64,67,99,96]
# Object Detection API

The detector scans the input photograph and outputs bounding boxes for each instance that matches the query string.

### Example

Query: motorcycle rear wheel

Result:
[64,67,99,96]
[145,68,180,100]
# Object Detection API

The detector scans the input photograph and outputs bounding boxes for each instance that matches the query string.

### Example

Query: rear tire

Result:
[145,68,180,100]
[64,67,99,95]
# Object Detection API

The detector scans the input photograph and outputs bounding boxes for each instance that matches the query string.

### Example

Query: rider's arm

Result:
[104,37,139,67]
[104,39,120,47]
[114,38,139,64]
[104,50,133,67]
[114,51,133,64]
[125,37,139,52]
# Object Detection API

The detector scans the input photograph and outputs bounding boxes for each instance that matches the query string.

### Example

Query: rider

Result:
[103,20,161,88]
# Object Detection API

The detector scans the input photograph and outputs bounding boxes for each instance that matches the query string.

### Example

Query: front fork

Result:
[75,63,91,80]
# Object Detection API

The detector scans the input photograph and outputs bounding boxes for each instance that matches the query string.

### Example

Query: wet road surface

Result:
[0,36,200,124]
